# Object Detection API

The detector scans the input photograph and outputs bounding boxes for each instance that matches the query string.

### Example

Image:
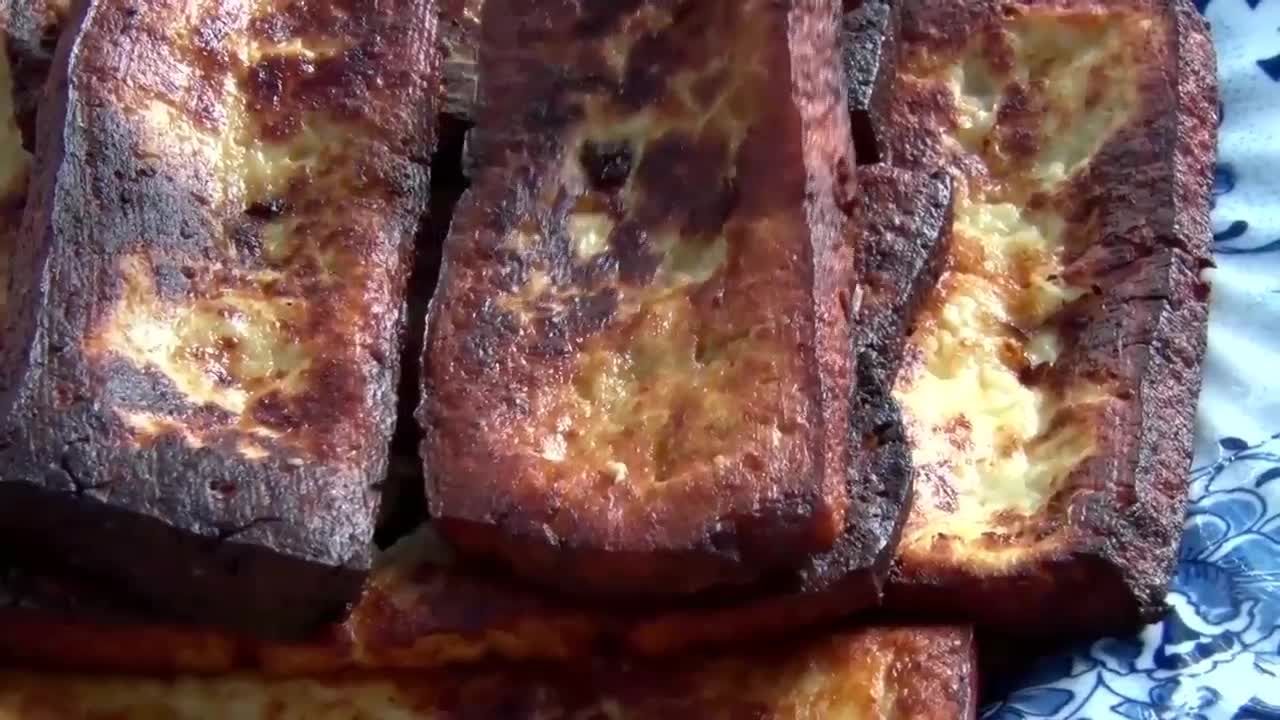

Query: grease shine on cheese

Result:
[893,11,1143,563]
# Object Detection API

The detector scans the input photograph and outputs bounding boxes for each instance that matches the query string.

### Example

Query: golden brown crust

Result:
[881,0,1215,635]
[420,0,860,597]
[0,0,441,638]
[0,619,976,720]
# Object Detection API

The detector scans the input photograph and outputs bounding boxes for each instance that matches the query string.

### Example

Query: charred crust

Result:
[0,0,441,638]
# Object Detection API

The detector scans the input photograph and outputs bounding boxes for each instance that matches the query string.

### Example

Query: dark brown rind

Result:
[0,551,978,718]
[796,166,952,594]
[0,0,440,639]
[420,0,860,597]
[883,0,1216,635]
[842,0,900,164]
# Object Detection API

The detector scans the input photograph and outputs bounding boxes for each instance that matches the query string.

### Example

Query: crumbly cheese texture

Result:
[892,10,1145,570]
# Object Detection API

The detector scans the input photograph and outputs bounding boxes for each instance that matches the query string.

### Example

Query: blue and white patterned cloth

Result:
[984,1,1280,717]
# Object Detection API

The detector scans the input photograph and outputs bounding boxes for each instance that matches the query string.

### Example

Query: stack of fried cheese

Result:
[0,0,1214,716]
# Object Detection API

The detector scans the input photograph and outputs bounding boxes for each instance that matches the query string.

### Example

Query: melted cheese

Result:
[568,212,615,260]
[893,11,1144,563]
[948,14,1143,192]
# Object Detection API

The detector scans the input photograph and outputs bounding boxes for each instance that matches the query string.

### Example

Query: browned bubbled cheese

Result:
[0,0,441,639]
[422,0,861,597]
[0,625,976,720]
[883,0,1216,635]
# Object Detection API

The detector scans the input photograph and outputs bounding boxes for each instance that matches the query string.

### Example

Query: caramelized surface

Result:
[423,0,856,593]
[0,627,975,720]
[893,6,1152,568]
[72,0,429,460]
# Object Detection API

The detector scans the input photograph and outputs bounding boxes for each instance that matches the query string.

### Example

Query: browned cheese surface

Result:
[882,0,1216,633]
[0,0,440,636]
[0,626,976,720]
[421,0,859,596]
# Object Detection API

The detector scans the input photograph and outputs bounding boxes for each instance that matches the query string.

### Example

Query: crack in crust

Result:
[882,0,1216,635]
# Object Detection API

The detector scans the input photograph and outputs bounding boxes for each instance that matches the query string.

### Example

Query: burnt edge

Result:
[0,0,442,639]
[883,0,1217,636]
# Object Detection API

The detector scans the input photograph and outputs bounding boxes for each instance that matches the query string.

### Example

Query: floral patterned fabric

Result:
[984,1,1280,717]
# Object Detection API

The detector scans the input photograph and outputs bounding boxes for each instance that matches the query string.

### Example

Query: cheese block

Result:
[0,626,976,720]
[0,0,441,638]
[882,0,1216,634]
[420,0,865,597]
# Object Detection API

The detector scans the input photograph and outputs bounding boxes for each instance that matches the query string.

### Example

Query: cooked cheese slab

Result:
[0,626,976,720]
[421,0,863,596]
[881,0,1216,634]
[0,161,951,671]
[0,0,440,638]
